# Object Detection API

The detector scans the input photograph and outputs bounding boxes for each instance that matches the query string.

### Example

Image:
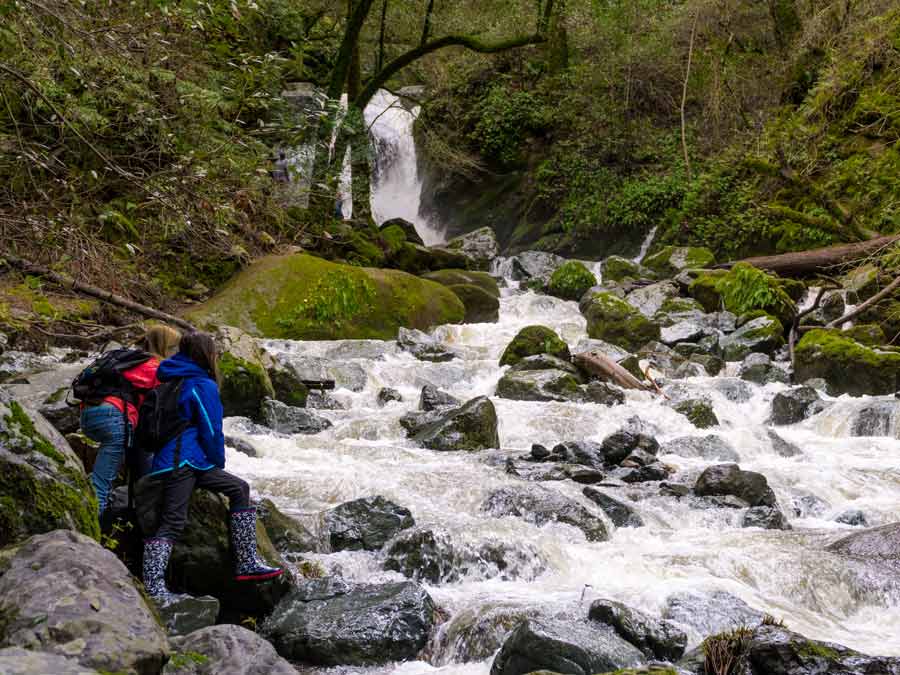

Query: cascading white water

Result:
[224,270,900,673]
[364,89,445,245]
[634,226,657,263]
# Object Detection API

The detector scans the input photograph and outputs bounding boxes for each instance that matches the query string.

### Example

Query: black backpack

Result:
[71,348,152,407]
[134,379,190,455]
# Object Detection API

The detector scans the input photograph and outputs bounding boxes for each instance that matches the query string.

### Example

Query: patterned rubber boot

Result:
[142,538,190,605]
[230,508,283,582]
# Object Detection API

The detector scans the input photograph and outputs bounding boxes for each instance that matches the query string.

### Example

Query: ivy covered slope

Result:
[188,253,465,340]
[418,1,900,261]
[0,0,338,310]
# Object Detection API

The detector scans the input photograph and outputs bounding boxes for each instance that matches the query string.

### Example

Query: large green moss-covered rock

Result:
[422,269,500,297]
[190,254,465,341]
[581,292,660,352]
[390,243,470,275]
[547,261,597,301]
[795,329,900,396]
[214,326,275,420]
[422,269,501,322]
[689,263,797,325]
[642,246,715,277]
[601,256,650,283]
[500,326,571,367]
[0,391,99,547]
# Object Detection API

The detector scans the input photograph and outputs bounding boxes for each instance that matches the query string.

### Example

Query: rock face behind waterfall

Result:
[189,253,465,340]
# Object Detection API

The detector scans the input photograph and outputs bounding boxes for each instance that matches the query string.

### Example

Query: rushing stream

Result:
[222,273,900,673]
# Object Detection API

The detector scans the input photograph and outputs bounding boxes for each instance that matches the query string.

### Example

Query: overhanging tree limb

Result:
[354,32,547,108]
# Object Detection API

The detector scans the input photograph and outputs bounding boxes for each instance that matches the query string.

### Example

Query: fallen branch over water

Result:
[574,350,654,392]
[0,252,195,332]
[826,274,900,328]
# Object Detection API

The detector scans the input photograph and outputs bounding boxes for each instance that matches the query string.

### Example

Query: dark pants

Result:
[154,466,250,541]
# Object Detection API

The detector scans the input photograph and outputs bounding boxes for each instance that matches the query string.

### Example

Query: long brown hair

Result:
[139,324,181,359]
[179,332,220,384]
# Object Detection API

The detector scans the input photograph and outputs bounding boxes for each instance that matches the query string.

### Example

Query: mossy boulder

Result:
[642,246,715,277]
[689,263,797,325]
[500,326,571,367]
[258,499,319,554]
[445,226,500,270]
[719,315,785,361]
[422,269,500,297]
[412,396,499,451]
[547,261,598,301]
[581,291,661,352]
[380,217,424,246]
[422,269,501,322]
[841,263,884,302]
[858,298,900,340]
[673,398,719,429]
[190,253,465,341]
[601,256,648,283]
[267,359,310,408]
[0,391,99,547]
[795,329,900,396]
[214,326,275,420]
[390,242,470,274]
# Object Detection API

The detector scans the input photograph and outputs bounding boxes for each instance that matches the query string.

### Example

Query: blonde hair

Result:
[140,324,181,359]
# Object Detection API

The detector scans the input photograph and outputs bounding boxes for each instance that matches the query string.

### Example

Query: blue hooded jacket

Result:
[149,352,225,475]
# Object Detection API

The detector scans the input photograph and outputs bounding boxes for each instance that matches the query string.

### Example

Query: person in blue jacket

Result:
[142,332,282,602]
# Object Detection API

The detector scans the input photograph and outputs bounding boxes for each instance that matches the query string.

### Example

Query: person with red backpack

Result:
[138,331,282,604]
[77,325,181,515]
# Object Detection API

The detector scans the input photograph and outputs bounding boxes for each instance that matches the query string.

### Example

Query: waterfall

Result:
[633,226,657,263]
[364,89,445,245]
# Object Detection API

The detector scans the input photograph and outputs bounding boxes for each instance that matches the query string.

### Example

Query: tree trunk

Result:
[573,351,653,392]
[718,234,900,276]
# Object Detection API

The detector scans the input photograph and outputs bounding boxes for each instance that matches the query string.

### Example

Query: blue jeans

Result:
[81,403,128,514]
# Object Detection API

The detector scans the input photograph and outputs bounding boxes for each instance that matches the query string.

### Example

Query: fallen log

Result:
[573,350,654,392]
[0,252,195,332]
[716,234,900,276]
[826,274,900,329]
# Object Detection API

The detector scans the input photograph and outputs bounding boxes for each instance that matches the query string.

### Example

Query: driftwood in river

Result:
[574,350,654,392]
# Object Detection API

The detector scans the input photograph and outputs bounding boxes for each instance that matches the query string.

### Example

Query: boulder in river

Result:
[0,390,99,546]
[377,387,403,406]
[164,624,297,674]
[398,327,458,362]
[258,498,320,554]
[261,398,332,434]
[794,328,900,396]
[742,505,791,530]
[482,484,609,541]
[642,245,715,277]
[158,595,220,638]
[582,487,644,528]
[550,440,607,469]
[266,357,309,408]
[769,386,826,425]
[0,530,168,674]
[834,508,868,527]
[850,400,898,436]
[719,315,785,361]
[419,384,460,411]
[588,598,687,661]
[381,217,425,246]
[262,579,435,666]
[673,397,719,429]
[767,429,803,457]
[189,252,465,340]
[490,616,644,675]
[423,268,500,297]
[663,589,764,640]
[826,522,900,571]
[627,281,680,318]
[509,251,567,287]
[214,325,276,420]
[445,227,501,270]
[413,396,500,451]
[500,325,571,367]
[601,429,660,465]
[496,367,584,403]
[37,386,80,435]
[547,261,598,301]
[694,463,776,507]
[446,283,501,323]
[739,353,790,385]
[325,496,414,552]
[0,648,100,675]
[601,255,651,282]
[660,435,739,462]
[582,291,661,352]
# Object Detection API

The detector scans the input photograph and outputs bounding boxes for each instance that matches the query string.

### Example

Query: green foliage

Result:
[547,261,597,300]
[470,82,547,166]
[714,263,797,323]
[279,271,377,328]
[168,651,211,669]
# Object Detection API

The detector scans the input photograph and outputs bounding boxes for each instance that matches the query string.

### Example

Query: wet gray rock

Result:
[225,435,258,458]
[660,435,740,462]
[835,509,868,527]
[325,496,414,552]
[602,430,660,465]
[581,381,627,406]
[530,443,551,460]
[0,530,168,674]
[573,338,632,363]
[769,387,826,425]
[509,251,567,288]
[490,617,644,675]
[397,327,458,362]
[496,368,582,403]
[624,448,659,467]
[482,485,609,541]
[306,390,345,410]
[377,387,403,406]
[588,599,687,661]
[446,226,500,270]
[694,464,776,507]
[767,429,803,457]
[266,357,310,408]
[627,281,680,318]
[719,316,784,361]
[740,353,790,385]
[37,387,80,435]
[164,624,297,674]
[618,463,670,483]
[690,353,725,376]
[850,400,898,437]
[261,398,332,435]
[262,581,435,666]
[638,341,686,376]
[673,397,719,429]
[259,498,319,554]
[661,320,716,347]
[510,353,580,375]
[742,506,791,530]
[383,527,546,584]
[399,408,446,435]
[549,440,607,469]
[159,595,220,637]
[275,353,368,392]
[413,396,500,451]
[673,361,708,378]
[582,487,644,528]
[419,384,460,411]
[663,590,764,640]
[826,522,900,570]
[712,377,754,403]
[0,648,99,675]
[793,494,830,518]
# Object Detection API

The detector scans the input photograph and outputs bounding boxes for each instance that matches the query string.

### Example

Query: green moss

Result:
[795,328,900,395]
[674,398,719,428]
[792,639,842,661]
[217,353,274,420]
[657,296,704,315]
[601,256,643,283]
[167,651,210,669]
[446,284,500,323]
[843,324,887,346]
[583,291,660,352]
[643,246,715,277]
[2,401,66,465]
[189,253,465,340]
[422,269,500,297]
[499,325,571,367]
[547,261,597,301]
[690,263,796,325]
[380,224,408,255]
